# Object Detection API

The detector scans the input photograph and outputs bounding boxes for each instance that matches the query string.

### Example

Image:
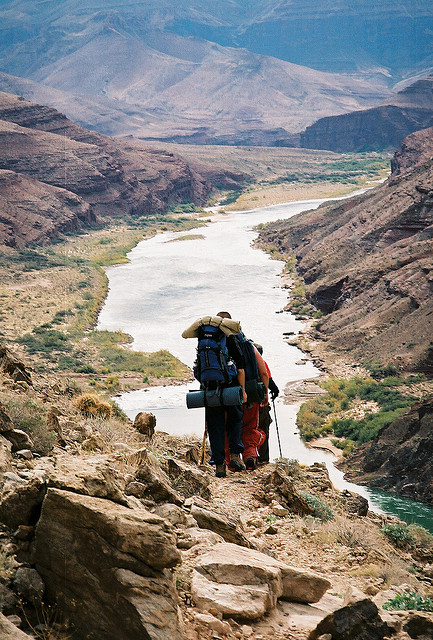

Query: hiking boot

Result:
[245,457,257,470]
[215,463,226,478]
[230,454,246,472]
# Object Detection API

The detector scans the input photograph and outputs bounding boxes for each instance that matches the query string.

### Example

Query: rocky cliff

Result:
[0,91,210,246]
[340,397,433,505]
[259,127,433,375]
[300,75,433,152]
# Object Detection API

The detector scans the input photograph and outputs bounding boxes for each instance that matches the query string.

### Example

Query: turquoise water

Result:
[368,490,433,534]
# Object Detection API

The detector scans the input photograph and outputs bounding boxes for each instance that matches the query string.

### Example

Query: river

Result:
[97,198,433,533]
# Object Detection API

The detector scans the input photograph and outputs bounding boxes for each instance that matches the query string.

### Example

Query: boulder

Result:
[6,429,33,453]
[47,454,127,504]
[165,458,211,500]
[12,567,45,605]
[34,488,184,640]
[152,503,191,527]
[0,346,32,385]
[0,403,13,433]
[190,503,251,548]
[340,489,369,517]
[134,452,183,505]
[308,598,390,640]
[0,476,46,529]
[403,612,433,639]
[177,528,224,550]
[0,434,12,473]
[191,542,331,620]
[0,612,33,639]
[263,468,314,516]
[133,412,156,437]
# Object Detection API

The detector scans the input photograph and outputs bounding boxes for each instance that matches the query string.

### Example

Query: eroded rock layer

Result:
[259,126,433,374]
[0,91,210,246]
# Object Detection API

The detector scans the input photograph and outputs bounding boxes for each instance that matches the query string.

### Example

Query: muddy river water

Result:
[98,198,433,531]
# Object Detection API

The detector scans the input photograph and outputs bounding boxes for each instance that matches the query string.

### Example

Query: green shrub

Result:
[381,523,415,549]
[383,592,433,612]
[299,492,334,521]
[297,376,415,444]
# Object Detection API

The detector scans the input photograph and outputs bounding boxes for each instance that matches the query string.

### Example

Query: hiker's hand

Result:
[269,378,279,399]
[242,389,247,404]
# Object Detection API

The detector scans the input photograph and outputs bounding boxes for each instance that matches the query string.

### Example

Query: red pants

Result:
[226,404,266,465]
[242,403,266,460]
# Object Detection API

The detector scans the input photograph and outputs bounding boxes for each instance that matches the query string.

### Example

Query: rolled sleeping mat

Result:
[222,385,243,406]
[245,380,267,404]
[186,385,243,409]
[186,390,206,409]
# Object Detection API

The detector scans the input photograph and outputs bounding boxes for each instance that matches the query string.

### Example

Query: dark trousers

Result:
[206,404,243,466]
[258,404,272,463]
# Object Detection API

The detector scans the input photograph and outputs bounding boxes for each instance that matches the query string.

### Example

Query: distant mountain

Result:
[300,75,433,152]
[0,91,209,247]
[0,2,397,144]
[259,126,433,375]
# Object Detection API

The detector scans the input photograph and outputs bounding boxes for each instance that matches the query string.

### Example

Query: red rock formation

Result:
[0,170,94,248]
[259,127,433,375]
[300,75,433,152]
[0,92,210,245]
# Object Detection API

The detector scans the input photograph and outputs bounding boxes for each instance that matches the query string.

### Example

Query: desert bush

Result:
[382,592,433,612]
[276,458,302,477]
[17,328,72,356]
[381,523,416,549]
[75,393,112,419]
[297,376,415,444]
[105,375,120,390]
[6,396,56,454]
[299,491,334,521]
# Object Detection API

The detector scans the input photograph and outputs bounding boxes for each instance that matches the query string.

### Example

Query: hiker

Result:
[239,341,269,469]
[182,312,247,477]
[223,327,269,471]
[255,345,279,464]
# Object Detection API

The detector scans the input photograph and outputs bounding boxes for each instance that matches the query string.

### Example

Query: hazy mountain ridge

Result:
[300,75,433,152]
[0,1,410,144]
[258,127,433,375]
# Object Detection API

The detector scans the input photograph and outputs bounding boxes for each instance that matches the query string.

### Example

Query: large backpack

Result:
[193,324,237,388]
[235,332,267,403]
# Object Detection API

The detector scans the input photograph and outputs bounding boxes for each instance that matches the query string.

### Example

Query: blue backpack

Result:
[193,325,237,388]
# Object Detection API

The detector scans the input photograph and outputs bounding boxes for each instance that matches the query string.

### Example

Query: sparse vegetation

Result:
[297,376,417,444]
[75,393,113,419]
[5,395,55,455]
[382,592,433,612]
[299,491,334,521]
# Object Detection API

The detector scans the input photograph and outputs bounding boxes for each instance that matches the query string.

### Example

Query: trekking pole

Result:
[200,424,207,465]
[271,396,283,458]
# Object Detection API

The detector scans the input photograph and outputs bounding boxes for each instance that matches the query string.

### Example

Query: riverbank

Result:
[0,213,202,396]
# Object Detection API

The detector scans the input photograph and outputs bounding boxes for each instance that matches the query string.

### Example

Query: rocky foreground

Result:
[1,346,433,640]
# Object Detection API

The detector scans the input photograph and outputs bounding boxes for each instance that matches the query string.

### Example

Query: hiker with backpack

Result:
[255,345,279,465]
[182,312,247,477]
[232,332,269,470]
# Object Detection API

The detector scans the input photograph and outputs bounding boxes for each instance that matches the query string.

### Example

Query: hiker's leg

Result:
[226,404,244,455]
[205,406,226,465]
[258,404,271,463]
[242,403,265,461]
